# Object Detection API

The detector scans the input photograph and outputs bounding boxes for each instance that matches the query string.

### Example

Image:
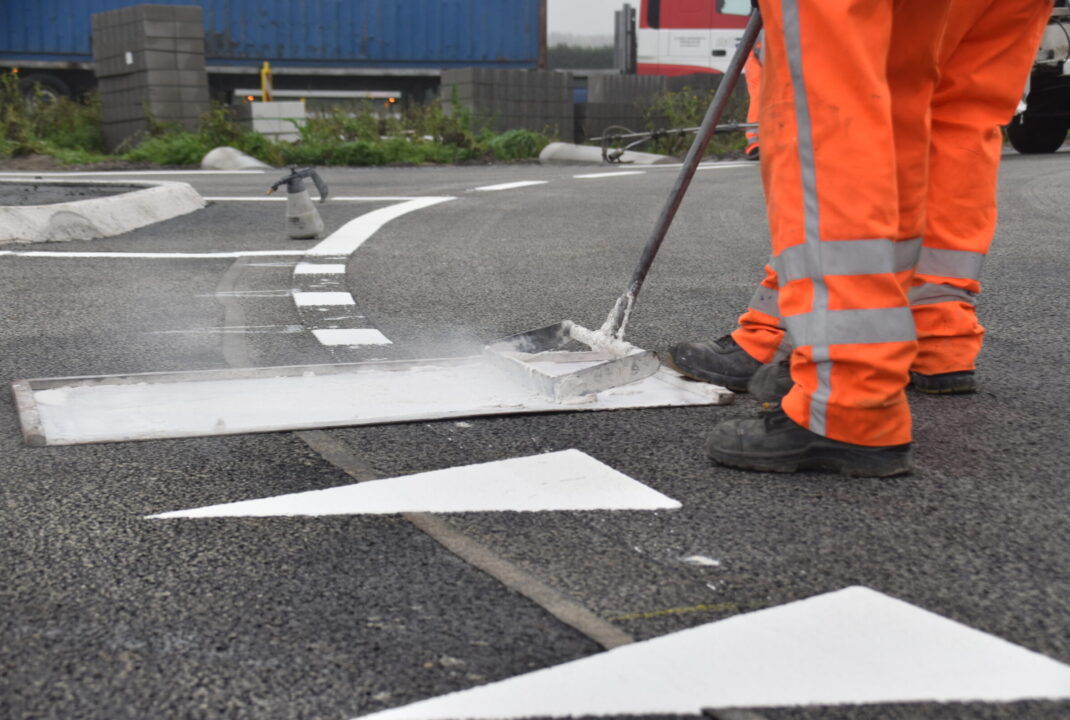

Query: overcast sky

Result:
[547,0,626,37]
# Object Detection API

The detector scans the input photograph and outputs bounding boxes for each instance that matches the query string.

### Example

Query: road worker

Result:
[671,0,1051,476]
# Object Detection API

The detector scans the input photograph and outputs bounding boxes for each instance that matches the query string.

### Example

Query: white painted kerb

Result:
[0,179,205,245]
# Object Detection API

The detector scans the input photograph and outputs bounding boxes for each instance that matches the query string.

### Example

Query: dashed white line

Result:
[472,181,549,192]
[292,291,356,307]
[311,328,392,346]
[573,171,647,179]
[294,263,347,275]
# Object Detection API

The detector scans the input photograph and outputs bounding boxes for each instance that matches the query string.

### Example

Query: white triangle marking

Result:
[148,449,680,518]
[357,586,1070,719]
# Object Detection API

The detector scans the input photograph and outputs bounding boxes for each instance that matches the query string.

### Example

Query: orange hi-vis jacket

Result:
[731,0,1049,446]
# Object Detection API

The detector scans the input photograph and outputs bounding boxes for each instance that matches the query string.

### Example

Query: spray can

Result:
[267,167,329,239]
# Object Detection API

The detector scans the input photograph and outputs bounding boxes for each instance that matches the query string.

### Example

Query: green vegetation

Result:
[1,74,552,168]
[643,85,750,157]
[0,72,109,163]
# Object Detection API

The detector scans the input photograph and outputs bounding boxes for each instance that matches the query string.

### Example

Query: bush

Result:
[487,129,550,160]
[644,85,748,156]
[0,71,107,161]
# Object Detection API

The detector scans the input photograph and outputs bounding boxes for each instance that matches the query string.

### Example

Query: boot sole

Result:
[706,441,913,478]
[662,353,752,393]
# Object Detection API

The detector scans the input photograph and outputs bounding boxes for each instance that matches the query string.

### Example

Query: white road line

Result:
[205,196,423,202]
[147,450,679,518]
[305,196,454,258]
[0,250,306,259]
[294,263,347,274]
[292,291,356,307]
[651,161,756,170]
[0,170,265,176]
[354,586,1070,720]
[472,181,548,192]
[311,328,392,346]
[573,171,647,179]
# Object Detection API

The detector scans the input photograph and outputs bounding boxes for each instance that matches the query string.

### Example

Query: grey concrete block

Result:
[174,52,207,71]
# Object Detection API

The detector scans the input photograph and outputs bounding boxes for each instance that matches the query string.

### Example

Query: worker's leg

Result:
[910,0,1051,381]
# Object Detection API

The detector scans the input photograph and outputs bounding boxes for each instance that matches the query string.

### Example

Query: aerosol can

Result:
[267,167,329,239]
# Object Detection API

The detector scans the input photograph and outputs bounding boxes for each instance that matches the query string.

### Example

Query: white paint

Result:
[148,449,680,518]
[356,586,1070,720]
[305,197,454,257]
[472,181,548,192]
[21,361,728,445]
[205,196,422,202]
[151,325,304,335]
[573,171,646,179]
[0,250,305,259]
[292,291,355,307]
[681,555,720,567]
[0,170,265,177]
[294,263,347,274]
[652,161,755,171]
[311,329,391,346]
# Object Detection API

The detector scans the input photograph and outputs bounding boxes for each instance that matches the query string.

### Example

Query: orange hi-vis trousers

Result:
[733,0,1049,446]
[744,33,764,155]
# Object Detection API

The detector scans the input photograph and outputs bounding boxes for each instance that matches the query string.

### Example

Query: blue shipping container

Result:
[0,0,545,69]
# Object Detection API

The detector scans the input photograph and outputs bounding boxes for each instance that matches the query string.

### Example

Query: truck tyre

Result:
[1006,114,1069,154]
[19,73,71,103]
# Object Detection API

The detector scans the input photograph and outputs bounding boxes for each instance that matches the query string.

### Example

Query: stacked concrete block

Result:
[442,68,574,142]
[235,101,307,142]
[577,72,746,144]
[92,5,211,152]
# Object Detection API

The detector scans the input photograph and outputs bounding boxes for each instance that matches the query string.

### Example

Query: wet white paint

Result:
[294,263,346,274]
[292,292,356,306]
[573,171,646,179]
[148,449,680,518]
[0,250,305,259]
[357,586,1070,720]
[311,329,391,346]
[472,181,548,192]
[680,555,721,567]
[305,197,454,257]
[24,362,726,445]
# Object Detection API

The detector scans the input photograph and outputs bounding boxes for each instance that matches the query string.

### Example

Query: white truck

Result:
[1007,0,1070,153]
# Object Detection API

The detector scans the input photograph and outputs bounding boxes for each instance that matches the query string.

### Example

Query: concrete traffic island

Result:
[538,142,674,166]
[0,179,205,245]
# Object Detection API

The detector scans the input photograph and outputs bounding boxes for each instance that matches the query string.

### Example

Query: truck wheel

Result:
[19,73,71,103]
[1006,114,1069,154]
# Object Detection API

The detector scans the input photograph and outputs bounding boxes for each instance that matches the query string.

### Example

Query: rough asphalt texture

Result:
[1,153,1068,719]
[0,181,143,206]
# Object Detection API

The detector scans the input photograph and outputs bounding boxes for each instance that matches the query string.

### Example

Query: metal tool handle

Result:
[602,8,763,339]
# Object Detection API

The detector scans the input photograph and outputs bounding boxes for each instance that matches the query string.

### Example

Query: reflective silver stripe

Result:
[782,0,829,434]
[748,284,780,317]
[915,247,985,280]
[909,282,977,307]
[784,307,916,348]
[772,237,921,282]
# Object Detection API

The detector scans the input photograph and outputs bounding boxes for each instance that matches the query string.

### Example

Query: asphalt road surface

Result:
[2,152,1068,720]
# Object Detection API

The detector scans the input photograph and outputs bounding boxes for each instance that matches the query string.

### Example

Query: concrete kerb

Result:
[538,142,674,166]
[0,179,206,245]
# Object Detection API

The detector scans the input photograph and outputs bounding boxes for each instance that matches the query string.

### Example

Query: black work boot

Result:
[910,370,977,395]
[748,359,793,404]
[705,407,913,477]
[664,335,763,392]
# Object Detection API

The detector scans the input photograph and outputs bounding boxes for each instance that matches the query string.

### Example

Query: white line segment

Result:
[311,329,391,346]
[205,196,423,202]
[148,450,679,517]
[294,263,347,274]
[472,181,548,192]
[305,196,454,257]
[573,171,646,179]
[292,291,356,307]
[356,586,1070,719]
[0,250,306,259]
[0,170,265,177]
